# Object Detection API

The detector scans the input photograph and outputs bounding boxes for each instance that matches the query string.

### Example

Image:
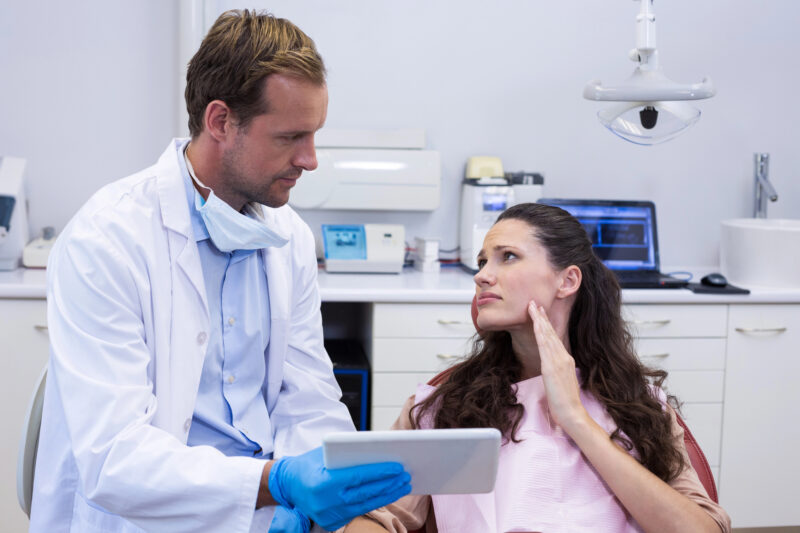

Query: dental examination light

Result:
[583,0,715,145]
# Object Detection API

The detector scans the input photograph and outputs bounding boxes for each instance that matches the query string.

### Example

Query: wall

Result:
[212,0,800,268]
[0,0,178,242]
[3,1,799,268]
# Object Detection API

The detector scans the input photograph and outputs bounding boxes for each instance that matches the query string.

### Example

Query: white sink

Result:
[720,218,800,289]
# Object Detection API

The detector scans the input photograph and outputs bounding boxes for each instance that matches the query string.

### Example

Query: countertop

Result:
[3,266,800,304]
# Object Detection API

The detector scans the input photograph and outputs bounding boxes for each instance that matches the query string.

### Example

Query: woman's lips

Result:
[476,292,501,306]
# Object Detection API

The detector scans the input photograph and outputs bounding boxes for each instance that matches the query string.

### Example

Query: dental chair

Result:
[408,298,718,531]
[17,366,47,517]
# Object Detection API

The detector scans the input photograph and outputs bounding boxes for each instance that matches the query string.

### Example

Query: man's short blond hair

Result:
[185,9,325,137]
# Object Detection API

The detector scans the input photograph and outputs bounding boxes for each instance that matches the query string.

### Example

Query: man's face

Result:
[220,74,328,208]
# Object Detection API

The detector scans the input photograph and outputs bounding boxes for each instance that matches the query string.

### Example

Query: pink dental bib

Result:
[416,375,646,533]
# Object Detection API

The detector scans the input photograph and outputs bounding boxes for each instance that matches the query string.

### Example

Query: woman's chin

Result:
[477,313,528,332]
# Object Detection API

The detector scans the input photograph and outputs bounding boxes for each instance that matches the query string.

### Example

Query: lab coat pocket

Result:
[71,492,146,533]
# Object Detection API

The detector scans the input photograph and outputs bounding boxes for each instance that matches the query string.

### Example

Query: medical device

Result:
[0,157,29,271]
[459,158,544,272]
[22,226,56,268]
[289,129,441,211]
[583,0,715,145]
[322,223,406,274]
[323,428,501,495]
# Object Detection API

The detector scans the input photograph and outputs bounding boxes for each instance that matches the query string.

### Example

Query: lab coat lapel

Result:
[155,140,209,314]
[261,216,291,409]
[154,140,210,436]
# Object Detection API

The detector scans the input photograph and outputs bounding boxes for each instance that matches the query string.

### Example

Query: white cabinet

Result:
[720,304,800,528]
[370,303,474,429]
[0,298,50,533]
[625,304,727,482]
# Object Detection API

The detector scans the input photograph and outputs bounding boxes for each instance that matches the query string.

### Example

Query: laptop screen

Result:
[538,199,660,271]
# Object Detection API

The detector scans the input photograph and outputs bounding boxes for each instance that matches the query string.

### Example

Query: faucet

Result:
[753,153,778,218]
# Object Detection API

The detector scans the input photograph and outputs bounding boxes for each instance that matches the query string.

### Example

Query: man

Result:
[30,10,409,533]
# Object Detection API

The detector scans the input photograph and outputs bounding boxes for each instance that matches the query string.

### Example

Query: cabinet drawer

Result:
[662,370,724,403]
[636,338,725,371]
[373,303,475,338]
[372,338,471,372]
[680,402,722,466]
[372,372,436,406]
[623,305,727,338]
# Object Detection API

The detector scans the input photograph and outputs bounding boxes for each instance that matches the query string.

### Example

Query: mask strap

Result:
[183,144,212,194]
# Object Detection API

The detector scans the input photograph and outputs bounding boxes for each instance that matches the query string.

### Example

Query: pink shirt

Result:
[362,377,731,533]
[415,376,642,533]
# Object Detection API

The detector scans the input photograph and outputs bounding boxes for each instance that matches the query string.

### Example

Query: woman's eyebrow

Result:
[491,244,519,252]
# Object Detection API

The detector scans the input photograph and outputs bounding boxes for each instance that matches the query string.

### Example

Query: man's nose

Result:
[294,137,318,171]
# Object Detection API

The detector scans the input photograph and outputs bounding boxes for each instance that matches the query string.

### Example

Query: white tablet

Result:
[323,428,501,495]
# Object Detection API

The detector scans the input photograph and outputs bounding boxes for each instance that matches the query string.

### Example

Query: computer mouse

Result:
[700,273,728,287]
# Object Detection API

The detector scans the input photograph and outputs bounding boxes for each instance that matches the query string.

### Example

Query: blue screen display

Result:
[322,224,367,260]
[482,193,507,212]
[545,203,656,270]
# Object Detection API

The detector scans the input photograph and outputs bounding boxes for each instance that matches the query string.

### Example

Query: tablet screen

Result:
[323,428,501,495]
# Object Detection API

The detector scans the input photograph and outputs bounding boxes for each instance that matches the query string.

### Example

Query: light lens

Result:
[598,101,700,145]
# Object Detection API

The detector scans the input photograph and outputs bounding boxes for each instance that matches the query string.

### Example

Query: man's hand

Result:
[268,446,411,531]
[268,505,310,533]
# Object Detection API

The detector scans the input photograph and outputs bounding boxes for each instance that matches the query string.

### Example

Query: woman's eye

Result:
[503,251,517,261]
[476,258,486,269]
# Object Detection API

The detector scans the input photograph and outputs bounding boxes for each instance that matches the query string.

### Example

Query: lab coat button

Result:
[183,419,191,433]
[228,317,235,326]
[196,332,207,345]
[227,375,235,384]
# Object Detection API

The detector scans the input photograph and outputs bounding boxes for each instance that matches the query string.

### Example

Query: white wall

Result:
[0,0,178,241]
[213,0,800,267]
[3,1,799,268]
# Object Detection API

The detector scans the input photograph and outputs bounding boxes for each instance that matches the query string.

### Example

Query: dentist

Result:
[30,10,409,533]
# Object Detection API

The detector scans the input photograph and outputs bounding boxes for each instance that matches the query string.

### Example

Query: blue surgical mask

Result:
[184,151,288,253]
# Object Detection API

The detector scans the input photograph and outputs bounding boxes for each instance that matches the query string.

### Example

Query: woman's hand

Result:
[528,300,589,433]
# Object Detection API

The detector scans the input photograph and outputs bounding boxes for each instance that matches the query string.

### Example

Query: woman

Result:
[371,203,730,532]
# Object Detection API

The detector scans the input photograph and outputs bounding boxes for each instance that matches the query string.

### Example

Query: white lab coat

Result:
[29,140,354,532]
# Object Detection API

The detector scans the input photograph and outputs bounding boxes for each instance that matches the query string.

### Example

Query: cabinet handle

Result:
[436,354,460,360]
[34,324,49,332]
[437,319,470,325]
[734,326,787,335]
[626,319,671,328]
[640,353,670,359]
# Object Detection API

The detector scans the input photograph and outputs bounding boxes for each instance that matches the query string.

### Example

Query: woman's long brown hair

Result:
[412,203,685,482]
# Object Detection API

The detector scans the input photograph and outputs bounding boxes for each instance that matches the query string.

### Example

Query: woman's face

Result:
[473,218,561,331]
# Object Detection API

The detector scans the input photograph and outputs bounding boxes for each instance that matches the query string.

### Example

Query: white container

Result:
[720,218,800,289]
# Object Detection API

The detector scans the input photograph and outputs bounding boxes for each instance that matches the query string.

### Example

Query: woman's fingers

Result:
[529,301,560,359]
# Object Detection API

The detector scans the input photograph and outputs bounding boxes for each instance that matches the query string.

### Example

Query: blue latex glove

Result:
[268,446,411,531]
[268,505,310,533]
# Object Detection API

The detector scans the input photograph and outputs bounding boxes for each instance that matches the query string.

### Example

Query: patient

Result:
[370,203,731,532]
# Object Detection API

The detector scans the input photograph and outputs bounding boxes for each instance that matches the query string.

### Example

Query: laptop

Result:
[538,199,688,289]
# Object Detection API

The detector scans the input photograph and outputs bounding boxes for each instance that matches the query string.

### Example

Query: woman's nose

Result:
[474,267,494,286]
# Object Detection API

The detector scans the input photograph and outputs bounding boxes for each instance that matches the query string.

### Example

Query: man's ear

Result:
[557,265,582,299]
[203,100,234,143]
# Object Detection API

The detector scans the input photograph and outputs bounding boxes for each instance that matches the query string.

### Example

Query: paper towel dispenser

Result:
[289,129,441,211]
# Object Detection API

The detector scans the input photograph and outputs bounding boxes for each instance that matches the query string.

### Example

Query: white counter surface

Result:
[3,266,800,304]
